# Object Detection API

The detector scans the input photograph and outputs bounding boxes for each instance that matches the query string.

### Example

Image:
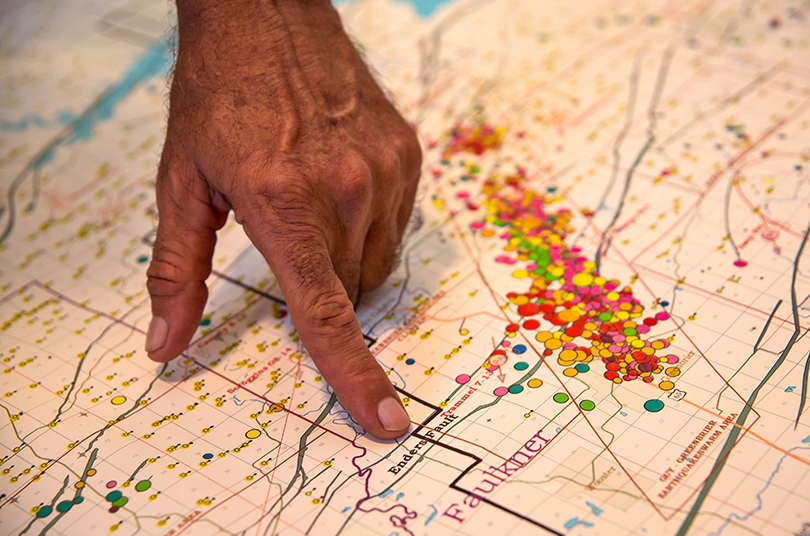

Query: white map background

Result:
[1,0,809,535]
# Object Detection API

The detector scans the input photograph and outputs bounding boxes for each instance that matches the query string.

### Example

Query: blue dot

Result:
[405,358,415,365]
[513,344,527,354]
[203,453,213,460]
[660,301,669,307]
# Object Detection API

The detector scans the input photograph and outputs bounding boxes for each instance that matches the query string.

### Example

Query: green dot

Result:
[508,385,524,394]
[137,255,148,264]
[553,393,569,403]
[599,312,612,322]
[580,400,595,411]
[644,399,665,412]
[574,363,590,373]
[199,317,211,326]
[623,328,637,336]
[135,480,151,492]
[105,491,122,503]
[112,496,128,508]
[56,500,72,513]
[73,497,84,504]
[36,506,53,518]
[514,362,529,371]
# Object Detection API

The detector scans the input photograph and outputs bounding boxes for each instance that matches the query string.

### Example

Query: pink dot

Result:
[563,343,577,350]
[636,325,650,334]
[501,341,511,347]
[470,221,485,230]
[495,255,517,265]
[608,344,621,353]
[457,191,470,198]
[493,387,509,397]
[655,312,670,321]
[456,374,470,384]
[666,355,679,364]
[613,335,626,343]
[106,481,116,489]
[734,259,748,267]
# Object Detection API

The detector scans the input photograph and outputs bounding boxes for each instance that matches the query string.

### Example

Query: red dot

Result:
[643,376,653,383]
[543,350,553,356]
[565,326,582,337]
[505,323,520,333]
[540,301,556,313]
[517,303,540,316]
[606,363,620,371]
[605,371,618,380]
[523,319,540,330]
[644,317,657,326]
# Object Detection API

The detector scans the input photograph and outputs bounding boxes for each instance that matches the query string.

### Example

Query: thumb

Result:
[145,159,228,362]
[244,218,411,439]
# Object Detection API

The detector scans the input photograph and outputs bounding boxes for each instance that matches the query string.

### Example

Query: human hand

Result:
[144,0,421,439]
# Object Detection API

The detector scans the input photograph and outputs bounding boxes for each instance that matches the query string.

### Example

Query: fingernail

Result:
[145,316,169,353]
[377,396,410,432]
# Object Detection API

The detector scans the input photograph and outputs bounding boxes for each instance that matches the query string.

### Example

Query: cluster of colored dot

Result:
[470,174,681,391]
[35,496,84,518]
[103,479,151,513]
[442,120,505,159]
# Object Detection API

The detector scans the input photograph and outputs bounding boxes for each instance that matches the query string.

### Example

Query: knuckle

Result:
[305,289,358,338]
[335,155,373,204]
[376,145,402,181]
[145,257,184,298]
[253,178,314,223]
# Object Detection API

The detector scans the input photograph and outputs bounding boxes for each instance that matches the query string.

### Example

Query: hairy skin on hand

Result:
[145,0,421,439]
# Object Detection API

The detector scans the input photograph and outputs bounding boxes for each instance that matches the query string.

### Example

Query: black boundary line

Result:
[395,386,563,536]
[141,232,558,533]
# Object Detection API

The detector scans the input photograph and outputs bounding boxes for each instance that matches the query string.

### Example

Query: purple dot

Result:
[456,374,470,384]
[493,387,508,397]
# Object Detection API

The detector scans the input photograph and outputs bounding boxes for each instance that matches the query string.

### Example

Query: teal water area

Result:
[333,0,455,17]
[5,40,170,170]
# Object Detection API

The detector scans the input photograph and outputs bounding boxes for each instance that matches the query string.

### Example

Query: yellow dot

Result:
[665,367,681,377]
[545,338,562,350]
[245,429,261,439]
[512,269,529,279]
[616,311,630,320]
[513,295,529,305]
[559,349,578,361]
[630,339,645,348]
[527,379,543,388]
[535,331,552,342]
[87,469,96,476]
[563,368,578,377]
[652,341,665,350]
[659,381,675,390]
[571,273,594,287]
[110,395,127,405]
[558,309,581,322]
[74,481,85,489]
[557,358,575,367]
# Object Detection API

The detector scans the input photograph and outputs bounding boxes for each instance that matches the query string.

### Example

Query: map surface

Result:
[1,0,810,535]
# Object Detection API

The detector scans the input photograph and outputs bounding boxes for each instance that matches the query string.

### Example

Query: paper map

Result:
[2,0,810,535]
